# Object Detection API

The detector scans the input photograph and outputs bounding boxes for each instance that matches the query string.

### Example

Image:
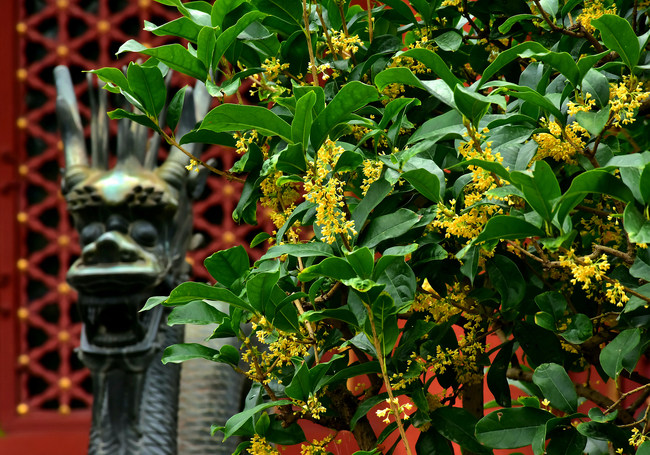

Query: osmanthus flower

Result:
[375,398,413,424]
[299,434,338,455]
[304,138,356,244]
[609,75,650,127]
[327,29,362,58]
[577,0,617,33]
[533,119,589,165]
[247,434,279,455]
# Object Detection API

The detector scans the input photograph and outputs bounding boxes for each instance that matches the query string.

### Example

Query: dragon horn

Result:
[87,72,108,170]
[54,65,90,190]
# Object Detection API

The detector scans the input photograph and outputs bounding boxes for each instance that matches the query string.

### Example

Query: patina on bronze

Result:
[55,65,208,455]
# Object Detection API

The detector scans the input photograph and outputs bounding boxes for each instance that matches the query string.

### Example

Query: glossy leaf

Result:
[532,363,578,413]
[476,407,554,449]
[201,103,292,141]
[599,328,641,379]
[204,245,249,288]
[592,15,640,70]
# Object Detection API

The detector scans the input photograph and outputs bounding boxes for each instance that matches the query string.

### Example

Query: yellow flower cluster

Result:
[307,62,338,81]
[243,316,312,383]
[304,138,356,244]
[262,57,290,81]
[567,92,596,116]
[630,428,647,447]
[295,395,328,420]
[361,159,383,195]
[300,434,337,455]
[233,130,259,155]
[609,75,650,127]
[605,281,630,307]
[533,119,589,164]
[247,434,279,455]
[577,0,616,33]
[580,205,623,248]
[559,250,610,290]
[375,397,413,424]
[260,171,302,242]
[184,158,200,172]
[328,29,362,58]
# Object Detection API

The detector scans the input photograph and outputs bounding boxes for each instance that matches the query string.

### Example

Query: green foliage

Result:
[98,0,650,453]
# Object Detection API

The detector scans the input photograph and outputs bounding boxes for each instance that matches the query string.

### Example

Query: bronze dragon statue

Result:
[54,65,237,455]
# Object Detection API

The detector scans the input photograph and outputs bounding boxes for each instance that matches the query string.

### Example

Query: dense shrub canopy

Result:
[95,0,650,453]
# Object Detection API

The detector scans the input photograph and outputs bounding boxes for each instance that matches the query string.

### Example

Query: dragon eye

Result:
[80,222,104,246]
[131,220,158,247]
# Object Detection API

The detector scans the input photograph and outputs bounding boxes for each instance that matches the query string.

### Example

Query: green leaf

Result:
[298,257,357,282]
[561,314,593,345]
[345,247,375,279]
[260,242,334,260]
[532,363,578,413]
[476,407,554,449]
[90,67,130,93]
[430,407,487,454]
[640,163,650,204]
[351,178,393,230]
[361,208,420,248]
[221,400,293,440]
[400,48,462,88]
[480,42,550,88]
[246,271,280,314]
[204,246,250,288]
[498,14,538,33]
[197,26,218,73]
[434,31,462,52]
[310,82,379,150]
[285,360,311,401]
[486,81,564,122]
[107,108,161,132]
[201,103,293,142]
[453,85,492,125]
[600,328,641,379]
[486,254,525,310]
[588,407,617,423]
[166,86,187,132]
[415,428,454,455]
[555,170,633,224]
[592,15,640,70]
[621,205,650,244]
[117,40,208,80]
[510,160,561,223]
[211,0,245,29]
[300,307,359,327]
[167,282,256,313]
[487,340,515,407]
[575,107,610,137]
[213,11,267,69]
[370,292,398,356]
[168,300,228,326]
[472,216,545,247]
[518,48,580,88]
[162,343,219,364]
[402,169,440,202]
[144,17,203,43]
[292,90,316,146]
[141,296,167,312]
[375,67,427,93]
[276,143,307,174]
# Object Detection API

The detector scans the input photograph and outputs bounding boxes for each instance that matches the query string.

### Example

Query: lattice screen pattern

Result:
[14,0,270,419]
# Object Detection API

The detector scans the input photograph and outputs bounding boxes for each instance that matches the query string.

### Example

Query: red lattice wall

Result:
[0,1,271,452]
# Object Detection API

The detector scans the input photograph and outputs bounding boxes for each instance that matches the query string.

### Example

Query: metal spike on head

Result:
[55,65,91,192]
[87,72,109,170]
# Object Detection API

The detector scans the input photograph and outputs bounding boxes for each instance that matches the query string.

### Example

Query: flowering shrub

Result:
[94,0,650,453]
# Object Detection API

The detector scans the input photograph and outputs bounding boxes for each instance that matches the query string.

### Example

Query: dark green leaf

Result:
[117,40,208,80]
[430,407,487,454]
[201,103,292,141]
[592,15,640,70]
[487,340,514,407]
[532,363,578,413]
[204,245,249,288]
[168,300,228,326]
[599,328,641,379]
[260,242,334,260]
[162,343,219,364]
[292,90,316,146]
[624,203,650,244]
[476,407,554,449]
[400,48,461,88]
[298,257,357,282]
[166,86,187,131]
[221,400,292,440]
[361,208,420,248]
[310,81,378,150]
[487,255,526,311]
[510,160,561,223]
[167,282,256,313]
